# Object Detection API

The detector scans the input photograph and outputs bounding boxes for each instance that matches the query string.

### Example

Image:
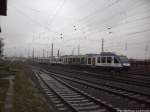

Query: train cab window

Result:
[107,57,112,63]
[97,57,100,63]
[88,58,91,64]
[101,57,106,63]
[114,57,119,63]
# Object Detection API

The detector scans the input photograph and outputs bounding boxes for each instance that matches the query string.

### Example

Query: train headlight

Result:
[123,63,130,66]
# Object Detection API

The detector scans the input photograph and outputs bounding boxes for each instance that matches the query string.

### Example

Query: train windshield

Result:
[119,56,129,63]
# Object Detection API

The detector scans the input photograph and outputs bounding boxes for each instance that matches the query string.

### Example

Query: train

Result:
[33,52,130,70]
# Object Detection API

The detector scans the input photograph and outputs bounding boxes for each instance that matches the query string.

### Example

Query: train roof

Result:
[61,52,119,57]
[100,52,117,56]
[86,52,117,57]
[86,54,99,56]
[62,55,86,58]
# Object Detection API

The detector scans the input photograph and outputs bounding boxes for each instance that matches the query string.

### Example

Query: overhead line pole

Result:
[32,48,34,59]
[101,38,104,53]
[51,43,53,63]
[78,45,80,55]
[43,49,45,57]
[57,49,60,57]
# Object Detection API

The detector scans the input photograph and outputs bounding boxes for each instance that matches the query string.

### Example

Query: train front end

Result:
[118,56,131,70]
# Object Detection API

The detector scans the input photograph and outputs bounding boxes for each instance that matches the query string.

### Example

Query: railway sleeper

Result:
[75,105,102,111]
[71,102,94,107]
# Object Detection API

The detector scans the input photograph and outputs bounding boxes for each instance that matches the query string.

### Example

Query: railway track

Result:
[41,69,150,110]
[42,68,150,96]
[42,65,150,88]
[39,66,150,97]
[33,69,116,112]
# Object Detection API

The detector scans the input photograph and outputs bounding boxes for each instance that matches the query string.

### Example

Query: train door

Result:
[92,57,96,65]
[88,57,91,65]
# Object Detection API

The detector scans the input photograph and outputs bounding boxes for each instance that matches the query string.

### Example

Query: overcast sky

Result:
[0,0,150,59]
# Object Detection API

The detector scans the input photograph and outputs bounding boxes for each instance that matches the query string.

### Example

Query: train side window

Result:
[88,58,91,64]
[101,57,106,63]
[65,58,66,62]
[107,57,112,63]
[66,58,68,63]
[77,58,80,62]
[97,57,100,63]
[73,58,75,62]
[114,57,119,63]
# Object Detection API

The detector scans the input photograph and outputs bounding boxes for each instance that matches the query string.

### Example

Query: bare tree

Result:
[0,38,4,57]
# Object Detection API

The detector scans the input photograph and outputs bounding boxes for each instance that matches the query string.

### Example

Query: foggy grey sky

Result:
[0,0,150,59]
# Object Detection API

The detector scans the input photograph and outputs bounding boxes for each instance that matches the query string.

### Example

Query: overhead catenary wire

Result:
[10,0,149,42]
[6,0,150,58]
[54,0,143,32]
[51,2,150,43]
[71,7,150,38]
[47,0,67,28]
[9,5,60,36]
[55,0,122,32]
